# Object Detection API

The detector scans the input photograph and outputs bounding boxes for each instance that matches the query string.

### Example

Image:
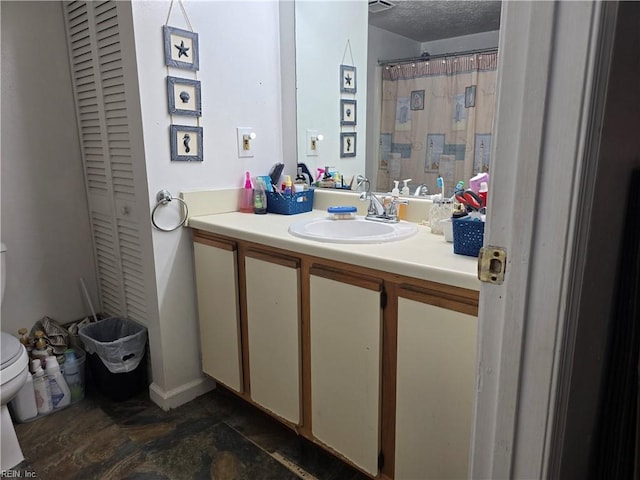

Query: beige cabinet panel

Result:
[395,298,477,479]
[193,242,242,392]
[310,274,381,476]
[245,256,301,424]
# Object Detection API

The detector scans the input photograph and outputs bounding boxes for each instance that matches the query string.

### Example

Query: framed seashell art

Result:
[167,76,201,117]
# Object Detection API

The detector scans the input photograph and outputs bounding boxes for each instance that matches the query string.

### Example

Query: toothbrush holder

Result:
[429,201,454,235]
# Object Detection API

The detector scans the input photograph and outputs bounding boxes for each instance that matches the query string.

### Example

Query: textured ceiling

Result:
[369,1,502,43]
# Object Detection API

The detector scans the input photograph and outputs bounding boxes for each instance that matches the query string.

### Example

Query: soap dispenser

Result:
[253,177,268,214]
[392,180,400,198]
[401,179,411,196]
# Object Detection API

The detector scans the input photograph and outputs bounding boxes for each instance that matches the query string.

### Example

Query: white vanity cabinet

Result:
[243,248,301,425]
[191,228,480,480]
[393,288,478,480]
[309,266,383,477]
[193,234,242,392]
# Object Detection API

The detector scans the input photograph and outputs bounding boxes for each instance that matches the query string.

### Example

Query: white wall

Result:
[0,1,99,335]
[295,0,368,182]
[130,0,284,402]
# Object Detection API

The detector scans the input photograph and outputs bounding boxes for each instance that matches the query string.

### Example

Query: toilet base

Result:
[1,404,24,470]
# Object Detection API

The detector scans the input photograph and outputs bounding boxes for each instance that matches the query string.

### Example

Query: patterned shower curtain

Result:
[376,51,498,196]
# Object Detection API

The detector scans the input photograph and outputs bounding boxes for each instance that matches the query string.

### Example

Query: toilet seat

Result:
[1,333,28,383]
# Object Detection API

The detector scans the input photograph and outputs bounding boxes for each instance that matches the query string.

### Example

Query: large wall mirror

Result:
[295,1,502,196]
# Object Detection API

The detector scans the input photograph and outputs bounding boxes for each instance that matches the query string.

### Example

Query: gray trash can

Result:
[79,317,148,401]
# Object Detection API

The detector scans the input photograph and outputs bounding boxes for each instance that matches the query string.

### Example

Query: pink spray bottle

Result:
[239,171,254,213]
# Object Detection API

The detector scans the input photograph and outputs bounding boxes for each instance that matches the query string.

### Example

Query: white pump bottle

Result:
[45,356,71,409]
[401,179,412,196]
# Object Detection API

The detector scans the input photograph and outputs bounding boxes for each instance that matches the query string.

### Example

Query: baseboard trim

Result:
[149,377,216,411]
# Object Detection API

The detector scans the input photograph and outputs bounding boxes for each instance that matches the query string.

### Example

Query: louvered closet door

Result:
[63,1,152,323]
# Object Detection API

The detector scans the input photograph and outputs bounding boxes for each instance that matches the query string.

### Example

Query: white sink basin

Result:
[288,216,418,244]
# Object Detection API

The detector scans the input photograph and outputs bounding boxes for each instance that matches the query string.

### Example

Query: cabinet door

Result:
[394,297,477,480]
[193,239,242,392]
[245,252,300,424]
[309,270,382,476]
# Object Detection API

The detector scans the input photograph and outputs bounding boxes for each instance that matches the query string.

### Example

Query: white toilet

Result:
[0,242,30,470]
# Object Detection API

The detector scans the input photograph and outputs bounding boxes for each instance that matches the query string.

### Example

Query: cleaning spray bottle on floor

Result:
[45,355,71,410]
[32,359,53,415]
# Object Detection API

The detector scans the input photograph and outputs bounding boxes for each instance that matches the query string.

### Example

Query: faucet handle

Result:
[386,196,408,218]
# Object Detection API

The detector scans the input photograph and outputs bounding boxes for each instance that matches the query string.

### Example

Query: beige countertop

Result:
[188,209,480,291]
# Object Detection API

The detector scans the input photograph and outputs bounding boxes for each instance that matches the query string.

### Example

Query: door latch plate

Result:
[477,246,507,284]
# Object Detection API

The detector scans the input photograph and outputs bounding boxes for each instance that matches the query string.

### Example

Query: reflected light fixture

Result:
[311,133,324,151]
[242,131,256,151]
[368,0,395,13]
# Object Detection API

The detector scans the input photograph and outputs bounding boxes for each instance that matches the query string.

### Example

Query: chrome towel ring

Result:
[151,190,189,232]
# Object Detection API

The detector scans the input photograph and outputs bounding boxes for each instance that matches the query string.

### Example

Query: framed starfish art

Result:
[340,65,356,94]
[163,26,199,71]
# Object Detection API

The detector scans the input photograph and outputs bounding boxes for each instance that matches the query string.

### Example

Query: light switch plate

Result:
[237,127,254,158]
[306,129,319,156]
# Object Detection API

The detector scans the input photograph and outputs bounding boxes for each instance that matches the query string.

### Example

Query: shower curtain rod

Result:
[378,47,498,66]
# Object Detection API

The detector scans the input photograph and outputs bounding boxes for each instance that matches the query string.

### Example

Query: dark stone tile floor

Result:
[10,381,370,480]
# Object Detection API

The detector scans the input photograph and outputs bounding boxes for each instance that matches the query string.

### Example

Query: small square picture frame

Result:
[340,99,357,126]
[167,76,201,117]
[410,90,425,110]
[170,125,203,162]
[163,26,199,71]
[340,132,357,157]
[340,64,357,94]
[465,85,477,108]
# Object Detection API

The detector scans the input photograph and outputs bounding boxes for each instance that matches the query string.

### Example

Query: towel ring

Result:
[151,190,188,232]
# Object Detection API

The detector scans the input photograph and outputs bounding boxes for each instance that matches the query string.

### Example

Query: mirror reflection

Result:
[295,1,502,198]
[374,48,498,196]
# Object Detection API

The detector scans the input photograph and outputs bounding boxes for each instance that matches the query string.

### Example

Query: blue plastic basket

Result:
[452,216,485,257]
[266,189,314,215]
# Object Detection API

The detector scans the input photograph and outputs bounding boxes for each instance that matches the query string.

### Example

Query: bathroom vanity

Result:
[186,190,479,480]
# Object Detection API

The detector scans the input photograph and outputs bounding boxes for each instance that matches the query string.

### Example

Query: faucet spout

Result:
[357,178,386,217]
[367,192,386,217]
[356,177,403,222]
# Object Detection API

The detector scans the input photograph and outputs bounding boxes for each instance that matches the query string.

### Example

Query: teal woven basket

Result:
[452,216,485,257]
[266,189,314,215]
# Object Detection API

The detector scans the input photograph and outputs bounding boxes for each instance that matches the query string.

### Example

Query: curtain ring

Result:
[151,190,188,232]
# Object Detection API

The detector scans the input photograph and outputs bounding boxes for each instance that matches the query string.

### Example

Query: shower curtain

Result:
[376,51,498,196]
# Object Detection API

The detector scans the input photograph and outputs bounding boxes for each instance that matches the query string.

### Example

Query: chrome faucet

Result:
[413,184,429,196]
[358,177,407,223]
[354,174,369,192]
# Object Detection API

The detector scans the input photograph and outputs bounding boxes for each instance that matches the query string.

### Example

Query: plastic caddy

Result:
[452,216,485,257]
[266,189,314,215]
[79,317,148,401]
